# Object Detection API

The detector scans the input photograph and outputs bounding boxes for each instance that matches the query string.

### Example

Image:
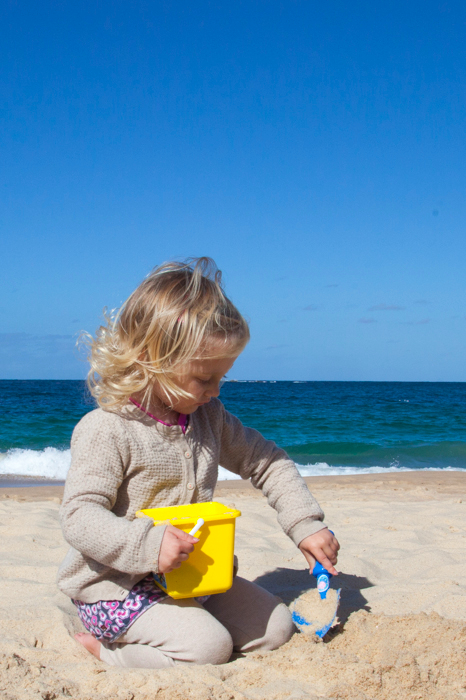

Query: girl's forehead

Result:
[172,336,245,375]
[187,355,237,374]
[194,336,243,361]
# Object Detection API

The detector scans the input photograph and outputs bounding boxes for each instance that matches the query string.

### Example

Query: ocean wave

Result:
[285,440,466,470]
[220,462,466,479]
[1,448,465,483]
[218,467,241,481]
[294,462,466,477]
[0,449,244,482]
[0,447,71,480]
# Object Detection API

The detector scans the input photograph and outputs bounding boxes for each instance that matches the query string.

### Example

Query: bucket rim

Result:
[135,501,241,525]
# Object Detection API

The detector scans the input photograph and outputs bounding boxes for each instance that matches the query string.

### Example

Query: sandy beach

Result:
[0,471,465,700]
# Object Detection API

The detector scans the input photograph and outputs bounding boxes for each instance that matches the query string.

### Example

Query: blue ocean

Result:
[1,380,465,483]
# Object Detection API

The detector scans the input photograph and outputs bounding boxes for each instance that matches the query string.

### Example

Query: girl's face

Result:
[168,354,239,414]
[151,338,242,415]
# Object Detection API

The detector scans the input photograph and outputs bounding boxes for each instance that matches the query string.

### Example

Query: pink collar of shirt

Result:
[129,398,188,433]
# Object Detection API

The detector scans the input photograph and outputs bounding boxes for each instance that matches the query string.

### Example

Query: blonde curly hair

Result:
[82,257,249,411]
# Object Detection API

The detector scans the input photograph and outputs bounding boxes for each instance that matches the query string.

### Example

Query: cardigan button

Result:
[185,451,192,458]
[187,482,194,490]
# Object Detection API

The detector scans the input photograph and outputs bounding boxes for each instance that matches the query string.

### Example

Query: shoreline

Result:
[0,470,464,502]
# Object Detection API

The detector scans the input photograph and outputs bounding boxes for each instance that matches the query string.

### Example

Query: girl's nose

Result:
[205,381,221,398]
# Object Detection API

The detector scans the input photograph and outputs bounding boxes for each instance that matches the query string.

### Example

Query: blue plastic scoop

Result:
[291,534,341,639]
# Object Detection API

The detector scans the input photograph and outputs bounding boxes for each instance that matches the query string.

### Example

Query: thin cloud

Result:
[325,284,338,288]
[368,303,406,311]
[359,317,377,324]
[303,304,319,311]
[401,319,430,326]
[0,333,73,349]
[0,332,30,347]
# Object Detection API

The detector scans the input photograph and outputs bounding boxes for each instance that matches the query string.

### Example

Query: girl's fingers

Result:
[297,531,340,577]
[323,545,338,564]
[159,525,201,572]
[168,526,199,545]
[301,545,338,576]
[179,541,195,555]
[312,547,338,575]
[319,555,338,576]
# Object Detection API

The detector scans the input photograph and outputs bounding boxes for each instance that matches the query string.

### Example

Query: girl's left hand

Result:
[298,528,340,576]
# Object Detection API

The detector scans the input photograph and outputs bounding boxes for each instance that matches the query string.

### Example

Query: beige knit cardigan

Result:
[57,399,326,603]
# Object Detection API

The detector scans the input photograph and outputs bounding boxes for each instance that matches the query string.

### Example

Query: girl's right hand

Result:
[158,526,199,573]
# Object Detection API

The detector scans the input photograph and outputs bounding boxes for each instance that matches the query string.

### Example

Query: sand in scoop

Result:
[292,588,340,637]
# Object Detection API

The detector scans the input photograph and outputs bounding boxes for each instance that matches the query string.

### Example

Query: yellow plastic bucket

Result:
[135,501,241,599]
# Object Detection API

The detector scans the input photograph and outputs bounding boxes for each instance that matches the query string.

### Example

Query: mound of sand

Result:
[1,610,465,700]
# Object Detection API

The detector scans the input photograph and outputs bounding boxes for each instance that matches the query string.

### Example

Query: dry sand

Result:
[0,472,465,700]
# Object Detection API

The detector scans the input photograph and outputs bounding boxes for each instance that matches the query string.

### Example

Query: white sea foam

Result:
[0,448,71,481]
[220,462,466,479]
[0,450,243,482]
[294,462,465,476]
[218,466,241,481]
[0,450,464,483]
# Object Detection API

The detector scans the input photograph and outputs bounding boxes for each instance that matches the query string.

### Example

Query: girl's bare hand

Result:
[158,525,199,573]
[298,528,340,576]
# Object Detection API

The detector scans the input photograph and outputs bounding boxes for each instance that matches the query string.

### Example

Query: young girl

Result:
[58,257,339,669]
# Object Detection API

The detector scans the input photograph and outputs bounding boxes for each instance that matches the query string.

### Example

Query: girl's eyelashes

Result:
[194,377,211,386]
[194,375,228,387]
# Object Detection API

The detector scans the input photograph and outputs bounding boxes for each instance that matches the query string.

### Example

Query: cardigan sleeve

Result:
[59,410,166,575]
[218,403,327,545]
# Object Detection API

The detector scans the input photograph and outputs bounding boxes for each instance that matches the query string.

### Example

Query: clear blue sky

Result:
[1,1,465,381]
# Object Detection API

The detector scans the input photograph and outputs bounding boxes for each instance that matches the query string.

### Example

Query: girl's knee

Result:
[192,624,233,665]
[262,602,295,651]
